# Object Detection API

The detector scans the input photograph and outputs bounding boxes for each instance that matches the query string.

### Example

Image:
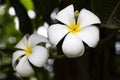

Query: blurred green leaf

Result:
[32,0,59,24]
[10,0,33,35]
[101,24,120,29]
[92,0,120,25]
[20,0,34,10]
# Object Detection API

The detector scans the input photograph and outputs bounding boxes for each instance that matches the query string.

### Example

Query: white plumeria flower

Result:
[48,4,101,58]
[12,33,49,77]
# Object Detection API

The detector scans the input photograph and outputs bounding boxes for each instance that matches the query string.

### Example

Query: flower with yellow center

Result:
[12,33,49,77]
[48,4,101,58]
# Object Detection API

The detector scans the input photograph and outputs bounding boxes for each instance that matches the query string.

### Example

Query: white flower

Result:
[48,4,101,58]
[12,33,49,77]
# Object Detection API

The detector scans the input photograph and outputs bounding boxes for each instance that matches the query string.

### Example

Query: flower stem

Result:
[49,54,66,59]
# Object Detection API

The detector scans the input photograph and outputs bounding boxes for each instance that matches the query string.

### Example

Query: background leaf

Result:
[92,0,120,25]
[10,0,33,35]
[20,0,34,10]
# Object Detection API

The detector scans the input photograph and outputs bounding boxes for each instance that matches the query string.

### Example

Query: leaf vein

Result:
[107,0,120,23]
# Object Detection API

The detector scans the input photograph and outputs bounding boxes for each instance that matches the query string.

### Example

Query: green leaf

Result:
[101,24,120,29]
[20,0,34,10]
[10,0,33,35]
[32,0,59,24]
[92,0,120,25]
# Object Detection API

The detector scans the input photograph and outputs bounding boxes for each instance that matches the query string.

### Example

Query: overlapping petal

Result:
[37,27,48,38]
[28,33,48,46]
[28,46,49,67]
[12,50,25,69]
[78,9,101,29]
[48,24,69,46]
[15,35,27,49]
[16,56,34,77]
[56,4,75,26]
[37,22,49,38]
[62,33,84,58]
[77,26,99,47]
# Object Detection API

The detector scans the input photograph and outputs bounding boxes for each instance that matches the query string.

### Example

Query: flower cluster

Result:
[12,4,101,77]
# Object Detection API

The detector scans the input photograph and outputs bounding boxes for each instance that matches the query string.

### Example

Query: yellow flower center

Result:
[68,23,80,34]
[24,45,32,55]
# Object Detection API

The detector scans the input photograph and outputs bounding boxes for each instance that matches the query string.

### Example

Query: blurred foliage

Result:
[0,0,120,80]
[20,0,34,10]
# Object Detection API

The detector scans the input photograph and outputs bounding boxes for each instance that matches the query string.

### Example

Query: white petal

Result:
[28,46,49,67]
[37,22,49,38]
[16,56,34,77]
[77,26,99,47]
[43,22,49,28]
[48,24,69,46]
[62,33,85,58]
[46,42,52,48]
[78,9,101,29]
[56,4,75,26]
[37,27,48,38]
[15,35,27,49]
[12,50,25,70]
[28,33,48,46]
